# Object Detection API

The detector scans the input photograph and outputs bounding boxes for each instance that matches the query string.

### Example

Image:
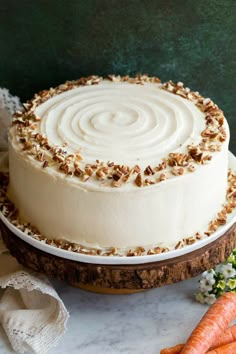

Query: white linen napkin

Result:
[0,89,69,354]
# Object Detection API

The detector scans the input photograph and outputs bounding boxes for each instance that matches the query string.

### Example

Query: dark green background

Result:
[1,0,235,152]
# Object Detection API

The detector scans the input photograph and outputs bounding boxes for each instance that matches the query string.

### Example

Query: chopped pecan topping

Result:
[156,160,167,171]
[185,236,196,245]
[53,154,65,163]
[218,128,227,142]
[188,165,195,172]
[161,247,170,253]
[188,145,204,162]
[195,232,202,240]
[153,247,162,254]
[74,164,83,177]
[107,74,121,82]
[59,162,72,175]
[81,174,90,182]
[126,250,135,257]
[22,141,32,150]
[159,173,167,182]
[133,165,141,174]
[112,170,123,181]
[144,165,155,175]
[75,153,83,161]
[171,167,184,176]
[19,137,26,144]
[119,165,130,174]
[85,165,93,176]
[96,167,108,179]
[123,172,132,182]
[175,240,184,249]
[135,173,143,187]
[168,153,189,167]
[144,178,155,185]
[42,160,49,168]
[201,155,212,164]
[201,127,218,139]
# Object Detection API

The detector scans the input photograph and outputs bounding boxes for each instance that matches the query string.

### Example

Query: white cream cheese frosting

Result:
[35,81,205,167]
[7,76,230,251]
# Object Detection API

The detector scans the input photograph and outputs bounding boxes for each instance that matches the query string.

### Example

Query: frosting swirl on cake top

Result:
[10,75,227,189]
[35,81,205,166]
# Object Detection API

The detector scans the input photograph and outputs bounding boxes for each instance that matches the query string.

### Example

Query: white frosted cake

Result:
[7,75,230,254]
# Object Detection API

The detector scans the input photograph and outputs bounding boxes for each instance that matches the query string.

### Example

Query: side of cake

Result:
[7,75,230,253]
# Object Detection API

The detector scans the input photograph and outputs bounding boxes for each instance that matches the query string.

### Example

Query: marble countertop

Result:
[0,275,209,354]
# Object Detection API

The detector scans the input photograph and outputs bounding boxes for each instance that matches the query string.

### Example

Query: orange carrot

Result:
[211,324,236,349]
[160,343,184,354]
[207,341,236,354]
[181,292,236,354]
[161,324,236,354]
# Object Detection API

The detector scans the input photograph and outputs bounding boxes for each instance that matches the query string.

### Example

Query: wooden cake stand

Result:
[1,219,236,294]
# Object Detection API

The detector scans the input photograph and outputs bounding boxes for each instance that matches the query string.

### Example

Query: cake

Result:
[7,75,231,255]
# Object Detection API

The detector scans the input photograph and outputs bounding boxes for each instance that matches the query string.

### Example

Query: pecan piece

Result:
[135,173,143,187]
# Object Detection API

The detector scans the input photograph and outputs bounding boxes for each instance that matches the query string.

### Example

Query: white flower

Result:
[202,270,216,282]
[221,263,236,279]
[199,277,215,292]
[215,264,223,274]
[204,293,216,305]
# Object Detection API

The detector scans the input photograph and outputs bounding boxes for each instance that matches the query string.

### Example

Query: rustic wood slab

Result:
[1,220,236,294]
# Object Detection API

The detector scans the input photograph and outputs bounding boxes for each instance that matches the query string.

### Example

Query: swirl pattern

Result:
[35,82,205,167]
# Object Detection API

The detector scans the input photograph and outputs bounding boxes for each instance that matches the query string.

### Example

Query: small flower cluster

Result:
[196,249,236,305]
